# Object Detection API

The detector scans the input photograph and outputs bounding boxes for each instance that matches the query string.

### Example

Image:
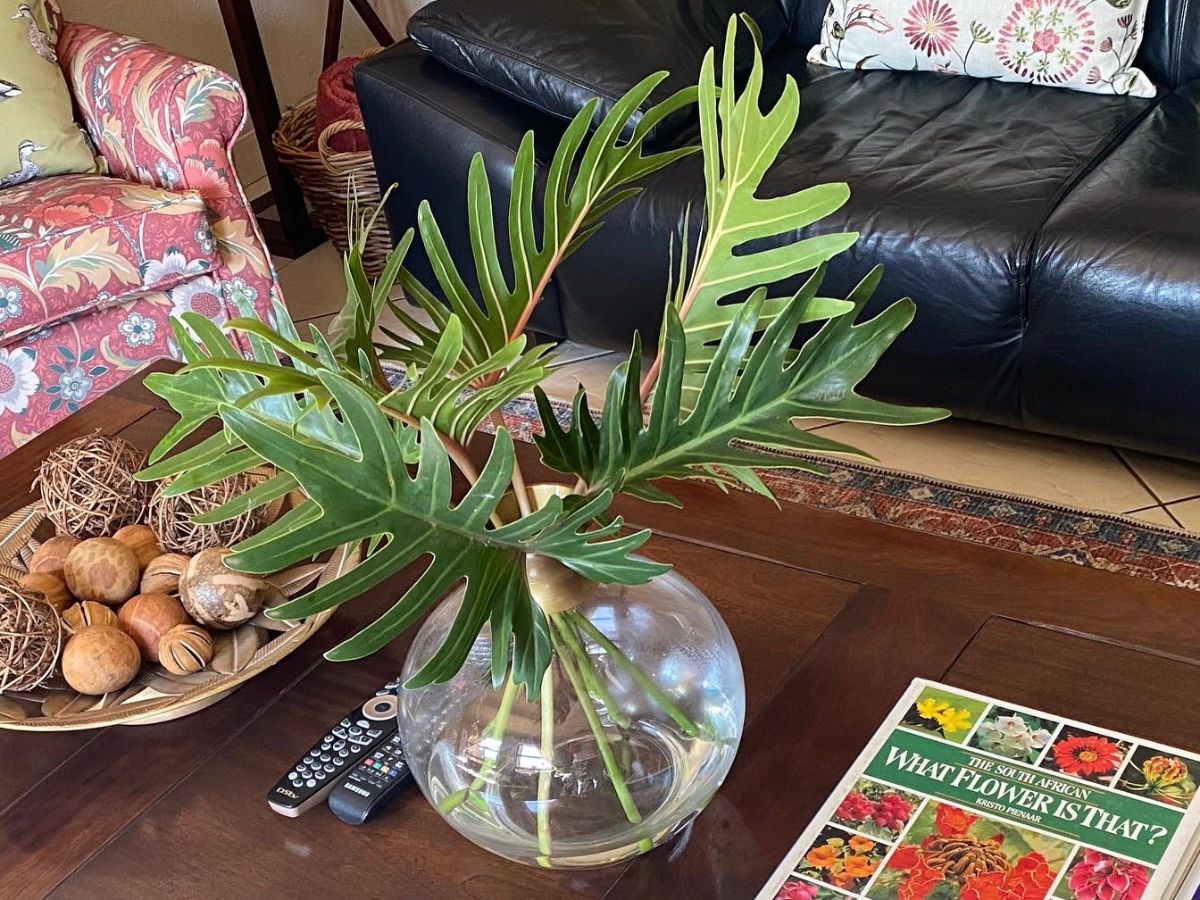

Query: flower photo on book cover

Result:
[833,778,924,841]
[1117,747,1199,809]
[866,802,1072,900]
[1041,727,1132,786]
[969,707,1058,763]
[1052,847,1150,900]
[901,686,987,744]
[797,824,888,893]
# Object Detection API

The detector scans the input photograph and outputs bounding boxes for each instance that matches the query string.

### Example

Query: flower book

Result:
[756,679,1200,900]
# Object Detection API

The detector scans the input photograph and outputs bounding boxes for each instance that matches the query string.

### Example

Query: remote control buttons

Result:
[362,694,398,721]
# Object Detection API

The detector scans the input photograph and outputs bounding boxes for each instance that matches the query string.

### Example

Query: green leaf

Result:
[389,74,698,382]
[221,369,665,695]
[535,266,947,500]
[671,19,860,410]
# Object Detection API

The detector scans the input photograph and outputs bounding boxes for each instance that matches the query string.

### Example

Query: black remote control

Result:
[266,680,400,817]
[327,732,413,825]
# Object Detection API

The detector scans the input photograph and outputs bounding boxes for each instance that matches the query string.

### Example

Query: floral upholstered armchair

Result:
[0,20,284,455]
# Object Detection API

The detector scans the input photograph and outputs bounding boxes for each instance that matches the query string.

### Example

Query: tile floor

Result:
[277,242,1200,533]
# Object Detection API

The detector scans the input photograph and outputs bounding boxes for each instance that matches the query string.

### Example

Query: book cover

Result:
[757,679,1200,900]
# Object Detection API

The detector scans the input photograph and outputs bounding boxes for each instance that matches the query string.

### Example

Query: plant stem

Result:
[550,619,644,829]
[536,663,555,866]
[550,615,630,728]
[490,409,533,518]
[567,610,706,739]
[436,673,521,815]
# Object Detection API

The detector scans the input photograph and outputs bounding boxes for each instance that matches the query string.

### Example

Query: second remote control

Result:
[327,732,413,825]
[267,682,400,817]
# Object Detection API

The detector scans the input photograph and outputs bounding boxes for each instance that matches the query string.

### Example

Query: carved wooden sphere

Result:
[28,535,80,581]
[112,525,161,571]
[117,592,189,661]
[61,626,140,695]
[179,549,270,630]
[17,572,72,614]
[63,538,140,606]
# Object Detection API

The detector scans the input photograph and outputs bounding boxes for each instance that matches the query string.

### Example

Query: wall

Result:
[58,0,424,189]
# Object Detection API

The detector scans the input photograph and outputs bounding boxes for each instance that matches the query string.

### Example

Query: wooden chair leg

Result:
[323,0,345,70]
[346,0,395,46]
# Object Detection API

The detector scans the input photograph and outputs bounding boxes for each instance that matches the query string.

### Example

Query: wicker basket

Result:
[273,51,391,276]
[0,498,362,730]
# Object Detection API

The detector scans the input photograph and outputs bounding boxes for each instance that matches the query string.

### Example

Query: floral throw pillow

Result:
[808,0,1156,98]
[0,0,99,188]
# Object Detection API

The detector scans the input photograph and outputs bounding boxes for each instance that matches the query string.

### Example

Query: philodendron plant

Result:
[137,17,945,703]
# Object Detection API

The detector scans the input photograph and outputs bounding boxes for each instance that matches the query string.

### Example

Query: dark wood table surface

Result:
[2,365,1198,899]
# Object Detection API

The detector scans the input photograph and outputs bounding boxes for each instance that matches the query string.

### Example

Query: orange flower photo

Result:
[797,825,888,894]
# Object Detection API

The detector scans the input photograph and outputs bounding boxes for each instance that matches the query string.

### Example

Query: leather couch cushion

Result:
[1024,81,1200,456]
[0,174,218,343]
[407,0,787,142]
[557,49,1156,423]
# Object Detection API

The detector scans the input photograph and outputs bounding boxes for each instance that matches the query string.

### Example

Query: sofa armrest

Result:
[59,23,246,204]
[408,0,787,144]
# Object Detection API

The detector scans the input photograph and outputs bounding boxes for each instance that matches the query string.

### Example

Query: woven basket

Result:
[273,50,391,276]
[0,496,362,730]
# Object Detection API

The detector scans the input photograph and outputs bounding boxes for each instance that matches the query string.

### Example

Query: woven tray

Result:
[0,501,360,731]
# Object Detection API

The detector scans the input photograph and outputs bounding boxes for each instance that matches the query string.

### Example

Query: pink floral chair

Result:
[0,19,284,455]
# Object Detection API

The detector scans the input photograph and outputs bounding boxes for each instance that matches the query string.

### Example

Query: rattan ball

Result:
[147,473,264,555]
[36,434,149,538]
[0,578,63,693]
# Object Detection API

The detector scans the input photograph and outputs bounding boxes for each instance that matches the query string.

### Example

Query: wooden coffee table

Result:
[2,365,1198,899]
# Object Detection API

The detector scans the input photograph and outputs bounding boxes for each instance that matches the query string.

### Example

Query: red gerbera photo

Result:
[1043,728,1130,783]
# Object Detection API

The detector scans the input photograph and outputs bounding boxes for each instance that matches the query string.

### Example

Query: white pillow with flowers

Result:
[807,0,1156,97]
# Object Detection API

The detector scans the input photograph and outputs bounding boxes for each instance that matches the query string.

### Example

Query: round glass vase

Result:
[397,556,745,869]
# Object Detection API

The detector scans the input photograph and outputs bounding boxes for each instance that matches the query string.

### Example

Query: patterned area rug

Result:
[482,394,1200,592]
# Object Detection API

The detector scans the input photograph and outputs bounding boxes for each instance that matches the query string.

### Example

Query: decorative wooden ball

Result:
[61,625,141,695]
[147,473,264,555]
[36,434,149,538]
[179,549,270,630]
[63,538,140,606]
[112,525,161,571]
[140,552,191,596]
[158,624,214,675]
[0,578,63,693]
[61,601,119,635]
[28,535,80,581]
[118,592,189,661]
[17,572,72,613]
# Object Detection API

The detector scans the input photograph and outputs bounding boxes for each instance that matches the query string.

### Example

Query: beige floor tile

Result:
[1127,506,1186,530]
[278,242,347,320]
[1163,498,1200,533]
[1116,449,1200,504]
[812,419,1157,515]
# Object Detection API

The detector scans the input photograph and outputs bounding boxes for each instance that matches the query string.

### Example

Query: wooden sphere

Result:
[117,592,189,661]
[179,549,270,630]
[28,535,80,581]
[17,572,72,613]
[61,601,119,635]
[140,552,190,596]
[158,624,214,675]
[37,434,149,538]
[61,626,140,695]
[112,525,161,571]
[63,538,140,606]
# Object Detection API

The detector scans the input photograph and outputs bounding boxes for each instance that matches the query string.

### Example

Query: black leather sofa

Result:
[356,0,1200,461]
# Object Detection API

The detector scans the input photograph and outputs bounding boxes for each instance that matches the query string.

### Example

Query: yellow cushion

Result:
[0,0,100,188]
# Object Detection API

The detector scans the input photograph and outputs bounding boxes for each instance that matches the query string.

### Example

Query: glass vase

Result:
[396,555,745,868]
